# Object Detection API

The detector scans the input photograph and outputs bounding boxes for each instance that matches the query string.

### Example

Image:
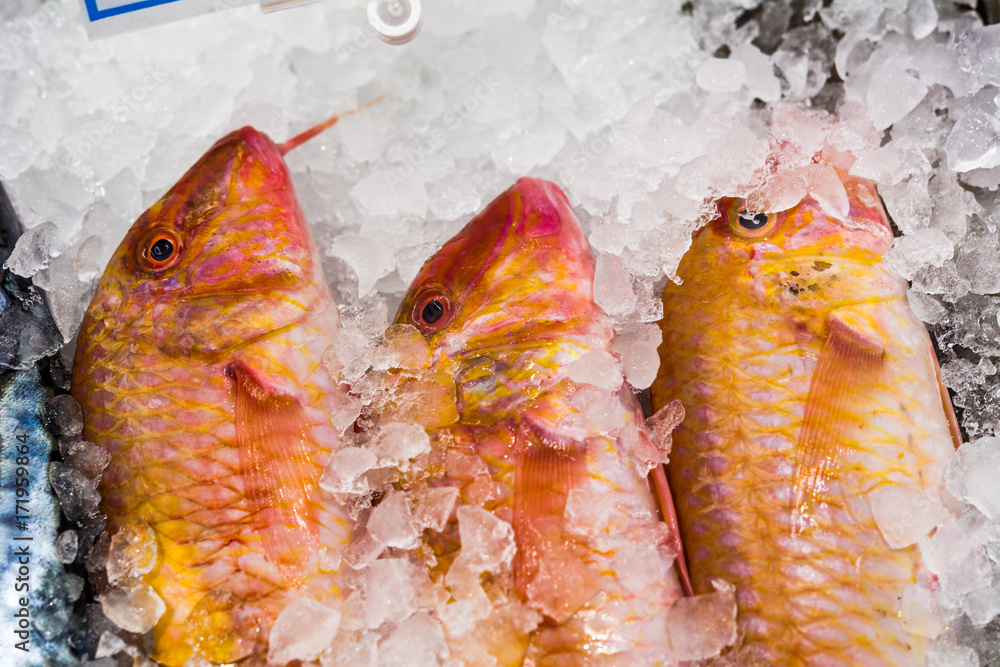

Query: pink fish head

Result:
[84,127,328,363]
[396,178,608,361]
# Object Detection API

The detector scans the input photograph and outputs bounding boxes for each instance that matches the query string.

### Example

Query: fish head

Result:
[700,169,893,263]
[395,178,609,415]
[80,127,329,362]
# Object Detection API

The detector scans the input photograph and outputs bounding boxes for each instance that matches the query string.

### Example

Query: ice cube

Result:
[866,63,928,131]
[367,491,420,549]
[867,484,948,549]
[963,586,1000,628]
[410,486,460,532]
[695,57,746,93]
[906,289,947,325]
[43,394,83,438]
[666,579,738,661]
[456,505,516,573]
[885,229,955,281]
[320,447,378,496]
[267,597,341,665]
[94,630,127,659]
[98,583,166,635]
[364,558,419,628]
[646,399,685,460]
[371,324,432,371]
[374,422,431,470]
[106,521,157,586]
[328,235,396,299]
[48,461,100,523]
[377,612,448,667]
[55,530,79,564]
[731,43,780,102]
[350,170,428,218]
[927,643,980,667]
[60,438,112,480]
[593,252,637,320]
[3,220,58,278]
[899,584,945,638]
[945,108,1000,173]
[945,436,1000,519]
[568,350,623,392]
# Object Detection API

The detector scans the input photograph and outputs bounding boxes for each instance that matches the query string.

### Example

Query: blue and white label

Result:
[80,0,259,38]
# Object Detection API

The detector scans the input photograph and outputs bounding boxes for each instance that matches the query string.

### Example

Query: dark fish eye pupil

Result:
[738,210,770,230]
[150,238,175,262]
[421,299,445,324]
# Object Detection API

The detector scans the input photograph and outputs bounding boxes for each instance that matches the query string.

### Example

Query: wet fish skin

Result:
[72,126,357,666]
[393,177,683,666]
[651,168,960,665]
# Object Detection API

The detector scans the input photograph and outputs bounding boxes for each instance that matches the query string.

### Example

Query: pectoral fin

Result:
[792,307,886,534]
[231,362,319,581]
[512,421,585,588]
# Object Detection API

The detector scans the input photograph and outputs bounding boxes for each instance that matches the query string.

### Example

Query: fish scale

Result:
[652,177,958,665]
[73,124,359,666]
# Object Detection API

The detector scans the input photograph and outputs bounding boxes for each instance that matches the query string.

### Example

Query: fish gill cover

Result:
[1,0,1000,665]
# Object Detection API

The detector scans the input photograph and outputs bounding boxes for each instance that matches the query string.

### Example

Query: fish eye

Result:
[411,290,452,335]
[138,229,183,272]
[726,201,781,239]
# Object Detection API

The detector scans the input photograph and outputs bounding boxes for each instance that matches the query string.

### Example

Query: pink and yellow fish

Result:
[651,164,962,665]
[391,177,686,665]
[72,114,364,665]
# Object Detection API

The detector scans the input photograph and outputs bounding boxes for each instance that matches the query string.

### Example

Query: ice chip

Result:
[866,63,928,131]
[568,350,623,391]
[98,583,166,635]
[374,422,431,470]
[410,486,459,532]
[49,461,100,523]
[350,170,428,218]
[377,612,448,667]
[365,558,419,628]
[44,394,84,438]
[963,586,1000,628]
[328,235,396,298]
[695,57,746,93]
[646,399,685,460]
[95,631,127,659]
[267,597,341,664]
[367,490,420,549]
[371,324,431,371]
[666,579,738,661]
[525,544,600,623]
[60,438,112,480]
[731,43,780,102]
[593,253,637,320]
[320,447,378,496]
[899,584,945,638]
[867,484,948,549]
[945,436,1000,519]
[802,163,849,220]
[4,220,59,278]
[55,529,79,564]
[106,520,157,586]
[927,643,980,667]
[945,108,1000,173]
[456,505,516,573]
[885,229,954,281]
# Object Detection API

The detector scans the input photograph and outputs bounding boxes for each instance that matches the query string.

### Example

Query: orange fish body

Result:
[651,169,961,664]
[393,178,684,665]
[72,126,357,665]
